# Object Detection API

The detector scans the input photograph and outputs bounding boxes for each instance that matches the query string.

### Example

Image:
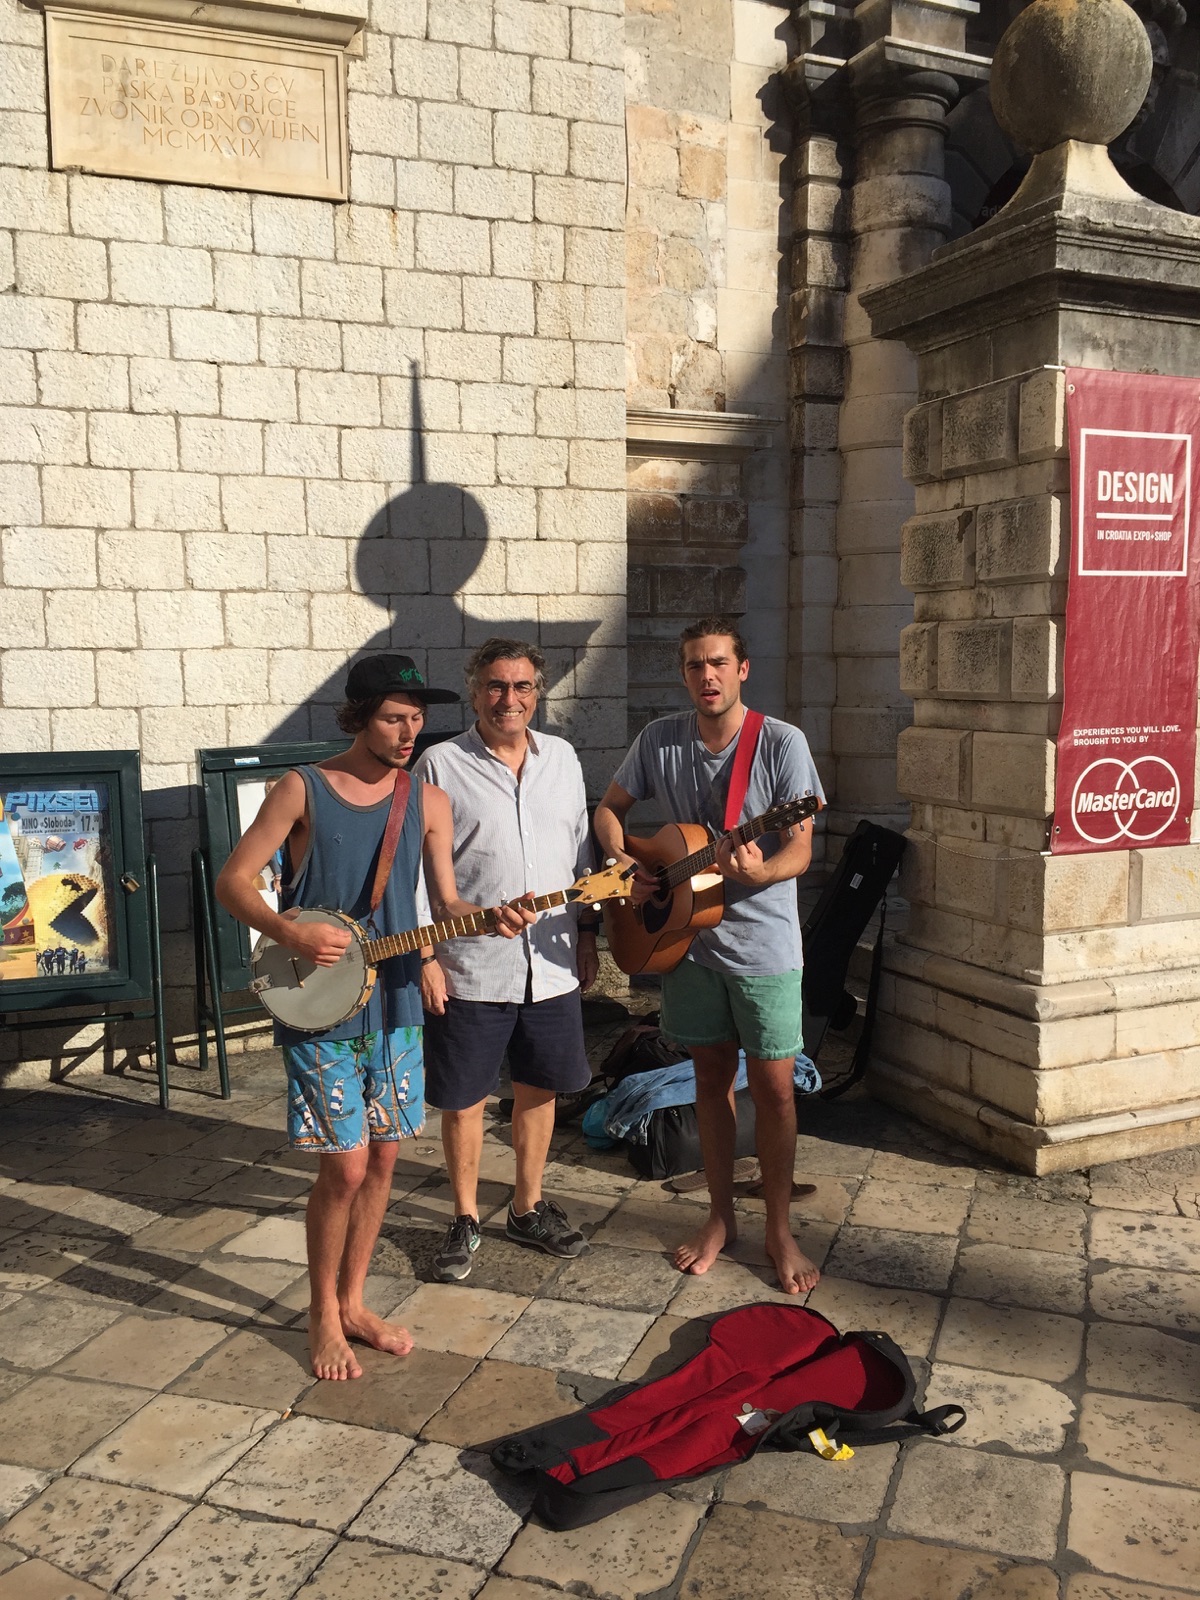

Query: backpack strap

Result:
[820,896,887,1100]
[723,709,765,831]
[763,1400,965,1454]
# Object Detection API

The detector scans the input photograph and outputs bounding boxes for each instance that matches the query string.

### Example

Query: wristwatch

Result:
[420,953,439,966]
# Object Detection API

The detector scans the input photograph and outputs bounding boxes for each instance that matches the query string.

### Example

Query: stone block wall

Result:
[0,0,627,1067]
[626,455,747,731]
[877,363,1200,1169]
[624,0,793,729]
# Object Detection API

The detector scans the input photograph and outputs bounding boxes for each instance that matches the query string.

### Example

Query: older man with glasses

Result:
[412,637,598,1282]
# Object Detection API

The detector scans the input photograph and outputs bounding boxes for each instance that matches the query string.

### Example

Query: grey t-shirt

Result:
[613,711,824,977]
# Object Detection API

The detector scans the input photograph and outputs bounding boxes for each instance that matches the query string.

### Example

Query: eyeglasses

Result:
[483,680,537,699]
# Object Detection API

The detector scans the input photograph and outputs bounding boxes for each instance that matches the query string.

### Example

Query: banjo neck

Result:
[360,889,571,965]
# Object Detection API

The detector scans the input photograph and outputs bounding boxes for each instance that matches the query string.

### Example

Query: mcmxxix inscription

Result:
[45,7,348,200]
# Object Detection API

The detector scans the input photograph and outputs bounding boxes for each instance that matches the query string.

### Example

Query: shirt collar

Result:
[468,723,541,762]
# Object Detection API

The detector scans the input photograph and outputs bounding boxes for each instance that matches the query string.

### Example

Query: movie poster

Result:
[0,785,116,980]
[236,776,286,913]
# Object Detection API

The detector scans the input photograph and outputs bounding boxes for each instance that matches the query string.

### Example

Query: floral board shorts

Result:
[283,1025,425,1153]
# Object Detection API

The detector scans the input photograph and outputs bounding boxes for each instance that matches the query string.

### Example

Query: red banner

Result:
[1053,368,1200,853]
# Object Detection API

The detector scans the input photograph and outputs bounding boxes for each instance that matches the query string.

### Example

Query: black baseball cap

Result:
[344,653,460,705]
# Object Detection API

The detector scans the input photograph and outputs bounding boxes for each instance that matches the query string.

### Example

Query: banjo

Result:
[248,861,634,1033]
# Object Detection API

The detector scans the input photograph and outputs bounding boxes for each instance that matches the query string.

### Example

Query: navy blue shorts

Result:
[423,989,592,1111]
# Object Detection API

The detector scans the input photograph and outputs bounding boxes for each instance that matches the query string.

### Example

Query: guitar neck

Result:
[362,890,568,964]
[663,811,803,890]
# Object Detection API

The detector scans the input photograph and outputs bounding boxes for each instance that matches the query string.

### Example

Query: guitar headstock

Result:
[760,794,822,834]
[565,861,637,907]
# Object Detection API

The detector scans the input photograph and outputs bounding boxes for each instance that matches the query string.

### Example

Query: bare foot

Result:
[309,1307,363,1381]
[340,1305,414,1357]
[767,1232,821,1296]
[673,1212,736,1275]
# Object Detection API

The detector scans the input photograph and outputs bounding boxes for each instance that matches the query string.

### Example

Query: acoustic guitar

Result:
[604,796,822,975]
[249,861,634,1033]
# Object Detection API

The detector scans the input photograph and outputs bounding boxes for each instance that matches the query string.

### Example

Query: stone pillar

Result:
[784,6,853,822]
[862,0,1200,1171]
[828,2,988,844]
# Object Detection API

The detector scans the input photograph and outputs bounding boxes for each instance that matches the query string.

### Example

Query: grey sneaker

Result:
[506,1198,587,1258]
[433,1214,481,1282]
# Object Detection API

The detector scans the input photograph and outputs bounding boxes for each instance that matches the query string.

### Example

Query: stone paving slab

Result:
[488,1297,655,1379]
[680,1504,868,1600]
[1,1476,187,1589]
[952,1241,1088,1315]
[118,1503,334,1600]
[418,1358,578,1449]
[935,1298,1085,1382]
[0,1466,50,1520]
[347,1442,531,1567]
[72,1394,276,1496]
[927,1364,1075,1455]
[168,1327,313,1410]
[206,1415,413,1529]
[724,1441,900,1524]
[295,1345,477,1436]
[861,1539,1060,1599]
[1090,1263,1200,1332]
[848,1177,974,1235]
[499,1493,704,1598]
[294,1542,483,1600]
[1078,1392,1200,1490]
[888,1443,1065,1560]
[1085,1319,1200,1402]
[2,1065,1200,1598]
[0,1556,110,1598]
[392,1283,531,1358]
[1068,1472,1200,1589]
[824,1223,958,1293]
[0,1375,148,1471]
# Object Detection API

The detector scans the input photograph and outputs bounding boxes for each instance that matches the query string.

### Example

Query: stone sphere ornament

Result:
[990,0,1154,154]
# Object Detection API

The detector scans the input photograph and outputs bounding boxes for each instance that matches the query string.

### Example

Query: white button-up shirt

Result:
[413,725,591,1003]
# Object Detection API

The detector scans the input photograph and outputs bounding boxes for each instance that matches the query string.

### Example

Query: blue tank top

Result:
[277,765,424,1044]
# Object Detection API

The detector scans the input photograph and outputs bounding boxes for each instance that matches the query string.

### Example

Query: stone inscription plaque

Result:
[46,7,348,200]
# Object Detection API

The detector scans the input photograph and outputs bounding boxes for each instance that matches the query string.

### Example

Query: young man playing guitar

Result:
[594,618,825,1296]
[216,654,533,1381]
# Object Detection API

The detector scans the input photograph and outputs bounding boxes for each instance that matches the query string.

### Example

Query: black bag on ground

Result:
[624,1085,757,1180]
[492,1301,965,1529]
[801,820,906,1093]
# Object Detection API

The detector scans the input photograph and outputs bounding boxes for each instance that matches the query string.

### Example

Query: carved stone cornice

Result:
[861,189,1200,354]
[21,0,366,46]
[626,408,781,462]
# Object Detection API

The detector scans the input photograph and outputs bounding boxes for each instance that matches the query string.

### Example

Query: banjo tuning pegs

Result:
[605,857,616,867]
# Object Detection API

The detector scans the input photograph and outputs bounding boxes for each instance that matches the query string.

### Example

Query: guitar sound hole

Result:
[640,893,673,935]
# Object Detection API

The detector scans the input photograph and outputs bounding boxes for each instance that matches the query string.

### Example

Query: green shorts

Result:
[660,962,803,1060]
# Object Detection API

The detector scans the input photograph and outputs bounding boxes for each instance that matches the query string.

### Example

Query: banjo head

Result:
[250,908,375,1033]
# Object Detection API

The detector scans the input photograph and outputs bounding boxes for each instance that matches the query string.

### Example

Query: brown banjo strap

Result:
[369,769,412,916]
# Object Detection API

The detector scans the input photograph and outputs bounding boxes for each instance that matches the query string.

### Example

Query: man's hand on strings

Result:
[715,833,773,888]
[490,896,538,937]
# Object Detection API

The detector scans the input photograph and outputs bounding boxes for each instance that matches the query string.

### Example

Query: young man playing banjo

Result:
[594,617,825,1296]
[216,654,533,1381]
[414,638,598,1282]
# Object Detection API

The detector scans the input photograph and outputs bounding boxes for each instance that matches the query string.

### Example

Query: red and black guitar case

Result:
[492,1302,965,1529]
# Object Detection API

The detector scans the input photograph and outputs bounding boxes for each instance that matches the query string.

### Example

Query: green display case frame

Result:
[0,749,168,1105]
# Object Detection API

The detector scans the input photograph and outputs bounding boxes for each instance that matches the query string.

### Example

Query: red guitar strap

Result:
[370,768,412,916]
[723,710,764,831]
